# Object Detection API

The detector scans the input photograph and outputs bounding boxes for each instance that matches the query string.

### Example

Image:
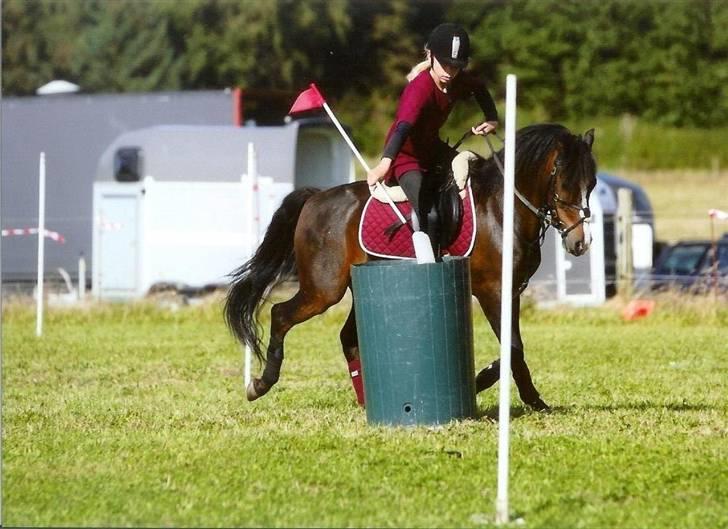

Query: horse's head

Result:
[548,128,597,256]
[514,125,597,257]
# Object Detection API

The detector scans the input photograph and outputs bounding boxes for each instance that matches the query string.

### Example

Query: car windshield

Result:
[697,244,728,273]
[657,244,707,275]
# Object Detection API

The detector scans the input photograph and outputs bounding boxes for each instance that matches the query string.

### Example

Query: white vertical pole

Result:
[496,74,517,525]
[243,142,258,388]
[78,254,87,301]
[36,152,46,337]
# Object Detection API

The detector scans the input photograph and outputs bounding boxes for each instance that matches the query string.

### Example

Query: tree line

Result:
[3,0,727,130]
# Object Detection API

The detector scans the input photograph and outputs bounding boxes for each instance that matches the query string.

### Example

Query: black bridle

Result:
[452,129,591,295]
[478,133,591,242]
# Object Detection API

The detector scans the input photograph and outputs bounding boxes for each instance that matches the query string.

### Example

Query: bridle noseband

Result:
[483,135,591,242]
[535,160,591,241]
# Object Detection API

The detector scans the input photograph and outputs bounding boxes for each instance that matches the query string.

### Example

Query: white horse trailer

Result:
[92,119,354,299]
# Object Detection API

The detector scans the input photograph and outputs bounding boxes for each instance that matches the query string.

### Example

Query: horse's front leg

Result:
[473,291,550,411]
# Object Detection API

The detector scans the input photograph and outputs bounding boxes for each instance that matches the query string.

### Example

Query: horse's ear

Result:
[583,129,595,150]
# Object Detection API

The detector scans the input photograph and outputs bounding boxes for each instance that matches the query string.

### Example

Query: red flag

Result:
[288,83,326,115]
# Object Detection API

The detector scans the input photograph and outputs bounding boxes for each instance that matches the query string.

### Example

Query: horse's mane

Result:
[470,123,594,197]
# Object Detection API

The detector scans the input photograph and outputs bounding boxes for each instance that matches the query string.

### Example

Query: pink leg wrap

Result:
[348,358,365,407]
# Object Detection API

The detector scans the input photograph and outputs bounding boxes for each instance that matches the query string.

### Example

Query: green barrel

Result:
[350,257,476,426]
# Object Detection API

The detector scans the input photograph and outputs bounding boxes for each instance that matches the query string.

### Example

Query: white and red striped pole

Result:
[1,227,64,242]
[496,74,517,525]
[36,152,46,337]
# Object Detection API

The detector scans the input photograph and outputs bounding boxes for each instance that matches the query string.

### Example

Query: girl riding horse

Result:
[225,121,597,412]
[367,23,499,256]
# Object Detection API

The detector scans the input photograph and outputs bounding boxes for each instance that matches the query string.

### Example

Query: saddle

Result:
[360,151,479,260]
[370,150,476,202]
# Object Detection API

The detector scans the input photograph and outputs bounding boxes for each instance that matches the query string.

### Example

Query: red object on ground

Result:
[288,83,326,115]
[348,358,365,407]
[622,299,656,321]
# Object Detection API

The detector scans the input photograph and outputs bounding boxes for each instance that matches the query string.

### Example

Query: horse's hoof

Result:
[528,397,551,413]
[246,378,269,402]
[475,364,499,393]
[246,381,260,401]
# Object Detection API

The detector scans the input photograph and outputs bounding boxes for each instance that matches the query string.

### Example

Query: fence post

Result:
[36,152,46,337]
[78,254,87,301]
[616,188,634,299]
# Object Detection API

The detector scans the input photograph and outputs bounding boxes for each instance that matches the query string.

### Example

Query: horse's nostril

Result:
[575,241,584,253]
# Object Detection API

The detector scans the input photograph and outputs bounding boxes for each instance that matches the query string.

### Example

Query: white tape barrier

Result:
[2,227,65,243]
[708,209,728,221]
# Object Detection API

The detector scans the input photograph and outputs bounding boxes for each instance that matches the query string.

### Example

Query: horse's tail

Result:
[224,187,320,362]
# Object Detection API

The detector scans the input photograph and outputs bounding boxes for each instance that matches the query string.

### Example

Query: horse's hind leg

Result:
[474,291,549,411]
[340,301,365,406]
[247,289,341,401]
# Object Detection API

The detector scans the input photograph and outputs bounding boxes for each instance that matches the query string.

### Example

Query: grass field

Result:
[623,170,728,243]
[2,293,726,528]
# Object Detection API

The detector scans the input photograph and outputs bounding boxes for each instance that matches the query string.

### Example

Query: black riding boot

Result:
[426,206,441,260]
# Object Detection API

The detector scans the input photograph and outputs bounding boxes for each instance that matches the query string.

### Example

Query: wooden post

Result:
[616,188,634,299]
[710,216,718,296]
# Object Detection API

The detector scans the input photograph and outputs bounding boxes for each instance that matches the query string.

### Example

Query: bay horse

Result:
[224,123,596,412]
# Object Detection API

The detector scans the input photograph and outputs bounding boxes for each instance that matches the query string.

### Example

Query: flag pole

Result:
[320,103,409,227]
[291,83,433,263]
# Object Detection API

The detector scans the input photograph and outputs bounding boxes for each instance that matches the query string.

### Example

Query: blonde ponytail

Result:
[406,49,431,82]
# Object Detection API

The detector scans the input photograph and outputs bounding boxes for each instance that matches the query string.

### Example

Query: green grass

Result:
[2,295,727,528]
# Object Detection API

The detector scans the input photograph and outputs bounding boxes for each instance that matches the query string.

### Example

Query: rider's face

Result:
[431,56,461,85]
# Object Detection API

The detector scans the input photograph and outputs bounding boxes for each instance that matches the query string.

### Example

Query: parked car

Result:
[650,235,728,293]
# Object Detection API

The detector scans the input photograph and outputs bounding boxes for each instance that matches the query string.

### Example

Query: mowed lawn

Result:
[2,294,726,528]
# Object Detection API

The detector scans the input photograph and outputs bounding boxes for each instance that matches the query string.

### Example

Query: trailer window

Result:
[114,147,142,182]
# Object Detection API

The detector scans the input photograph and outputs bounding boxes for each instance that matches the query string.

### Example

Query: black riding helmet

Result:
[427,23,470,69]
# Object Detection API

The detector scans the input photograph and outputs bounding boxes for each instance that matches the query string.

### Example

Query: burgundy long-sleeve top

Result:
[383,69,498,180]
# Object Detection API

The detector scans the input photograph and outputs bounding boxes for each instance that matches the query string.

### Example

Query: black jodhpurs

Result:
[399,169,440,251]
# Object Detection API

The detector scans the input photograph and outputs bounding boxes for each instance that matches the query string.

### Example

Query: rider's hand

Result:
[367,158,392,187]
[472,121,498,136]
